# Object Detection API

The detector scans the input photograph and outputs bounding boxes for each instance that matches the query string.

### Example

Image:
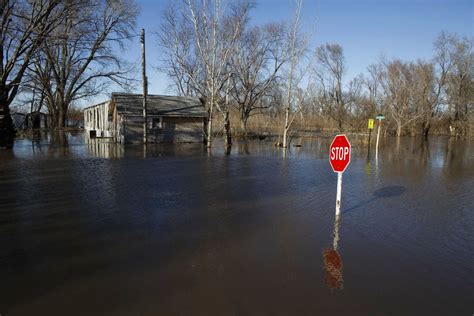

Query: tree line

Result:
[0,0,138,148]
[0,0,472,149]
[158,0,473,148]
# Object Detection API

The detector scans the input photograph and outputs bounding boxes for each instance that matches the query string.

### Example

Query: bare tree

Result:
[314,43,352,131]
[156,6,472,140]
[157,4,199,96]
[366,64,381,116]
[350,63,383,128]
[378,59,409,137]
[158,0,251,148]
[376,59,429,137]
[345,74,364,126]
[31,0,138,129]
[412,60,437,138]
[192,0,252,148]
[11,80,47,129]
[435,33,474,137]
[282,0,305,148]
[0,0,64,147]
[229,23,287,133]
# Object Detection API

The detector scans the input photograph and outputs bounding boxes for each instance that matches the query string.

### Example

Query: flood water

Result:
[1,133,473,315]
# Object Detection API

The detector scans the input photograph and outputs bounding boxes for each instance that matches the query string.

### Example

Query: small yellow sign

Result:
[368,119,375,129]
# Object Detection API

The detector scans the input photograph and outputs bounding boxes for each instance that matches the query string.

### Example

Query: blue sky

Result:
[105,0,473,101]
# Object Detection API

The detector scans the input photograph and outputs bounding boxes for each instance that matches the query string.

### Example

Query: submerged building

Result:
[11,111,50,130]
[83,93,207,144]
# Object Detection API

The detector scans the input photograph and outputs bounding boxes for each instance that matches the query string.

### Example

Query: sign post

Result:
[325,135,350,290]
[367,118,374,159]
[336,172,343,216]
[329,135,351,216]
[375,114,385,158]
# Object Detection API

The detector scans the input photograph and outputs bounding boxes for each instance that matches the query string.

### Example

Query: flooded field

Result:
[1,133,473,315]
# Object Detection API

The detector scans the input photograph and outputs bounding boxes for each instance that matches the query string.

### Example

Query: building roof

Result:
[111,93,207,118]
[83,100,109,111]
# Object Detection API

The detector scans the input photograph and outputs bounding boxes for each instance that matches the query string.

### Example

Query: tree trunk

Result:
[52,131,69,147]
[240,112,248,134]
[0,92,15,149]
[448,118,456,137]
[396,123,402,137]
[395,134,401,154]
[56,106,67,129]
[422,119,430,139]
[206,99,213,148]
[224,110,232,148]
[282,106,290,148]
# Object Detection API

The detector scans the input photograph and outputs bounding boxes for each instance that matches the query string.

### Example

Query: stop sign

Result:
[329,135,351,173]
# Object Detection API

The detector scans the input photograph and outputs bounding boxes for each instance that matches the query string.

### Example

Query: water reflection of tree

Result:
[443,138,470,177]
[49,132,70,157]
[30,130,44,155]
[237,142,250,155]
[419,137,430,168]
[381,137,432,178]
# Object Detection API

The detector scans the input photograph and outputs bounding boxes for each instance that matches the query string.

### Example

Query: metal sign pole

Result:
[336,171,342,216]
[375,119,381,158]
[375,114,384,158]
[367,118,374,159]
[367,128,372,159]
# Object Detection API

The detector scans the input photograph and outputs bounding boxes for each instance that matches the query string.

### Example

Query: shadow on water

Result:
[373,185,406,198]
[323,185,406,290]
[344,185,406,214]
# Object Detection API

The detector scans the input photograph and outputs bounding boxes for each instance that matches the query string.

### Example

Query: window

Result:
[152,117,163,129]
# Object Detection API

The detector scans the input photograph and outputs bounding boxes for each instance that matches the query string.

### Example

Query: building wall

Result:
[83,101,112,137]
[84,99,205,143]
[119,115,143,143]
[11,113,26,130]
[13,113,50,130]
[119,115,204,144]
[153,117,204,143]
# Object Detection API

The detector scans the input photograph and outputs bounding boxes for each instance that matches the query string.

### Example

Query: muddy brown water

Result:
[1,133,473,315]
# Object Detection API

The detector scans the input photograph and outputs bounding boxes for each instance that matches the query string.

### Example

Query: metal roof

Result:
[83,100,109,111]
[112,93,207,117]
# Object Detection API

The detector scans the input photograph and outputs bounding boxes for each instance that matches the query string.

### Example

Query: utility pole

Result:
[141,28,148,144]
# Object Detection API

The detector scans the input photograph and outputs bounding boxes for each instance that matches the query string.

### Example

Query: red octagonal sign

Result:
[329,135,351,173]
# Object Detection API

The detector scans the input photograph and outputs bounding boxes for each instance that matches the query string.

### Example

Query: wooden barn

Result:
[83,93,207,144]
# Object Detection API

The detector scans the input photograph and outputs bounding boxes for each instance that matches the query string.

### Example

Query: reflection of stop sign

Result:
[323,249,343,290]
[329,135,351,173]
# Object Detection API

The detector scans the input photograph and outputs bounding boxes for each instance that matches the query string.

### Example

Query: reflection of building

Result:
[83,93,207,144]
[86,138,124,159]
[85,136,207,159]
